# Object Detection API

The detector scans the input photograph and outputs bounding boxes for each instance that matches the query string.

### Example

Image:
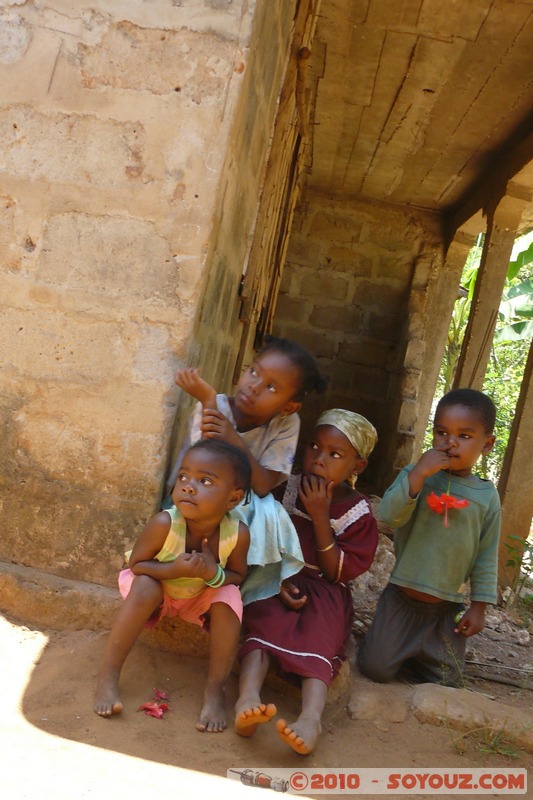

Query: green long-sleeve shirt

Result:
[380,466,500,603]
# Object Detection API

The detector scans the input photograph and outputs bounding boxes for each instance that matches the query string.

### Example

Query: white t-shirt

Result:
[166,393,300,493]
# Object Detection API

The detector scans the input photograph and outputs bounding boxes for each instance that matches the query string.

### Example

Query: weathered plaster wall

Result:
[165,0,303,477]
[273,188,450,494]
[0,0,261,585]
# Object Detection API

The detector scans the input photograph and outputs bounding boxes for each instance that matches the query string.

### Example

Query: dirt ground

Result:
[4,605,533,799]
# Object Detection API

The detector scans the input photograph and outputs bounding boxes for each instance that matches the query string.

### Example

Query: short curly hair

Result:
[184,439,252,498]
[436,388,496,434]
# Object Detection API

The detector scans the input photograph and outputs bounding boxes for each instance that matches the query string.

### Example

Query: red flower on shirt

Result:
[426,492,469,528]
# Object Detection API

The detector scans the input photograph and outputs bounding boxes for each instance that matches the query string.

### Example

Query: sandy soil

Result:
[4,609,532,799]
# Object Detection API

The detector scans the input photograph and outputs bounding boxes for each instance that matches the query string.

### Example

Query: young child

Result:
[358,388,500,687]
[234,409,379,755]
[94,439,251,733]
[166,336,329,605]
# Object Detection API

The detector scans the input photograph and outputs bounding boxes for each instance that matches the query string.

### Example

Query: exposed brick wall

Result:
[0,0,462,588]
[272,188,449,494]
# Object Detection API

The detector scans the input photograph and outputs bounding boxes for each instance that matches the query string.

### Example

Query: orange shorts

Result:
[118,568,243,630]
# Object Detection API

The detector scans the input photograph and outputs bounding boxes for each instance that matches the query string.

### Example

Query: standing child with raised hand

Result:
[94,439,251,733]
[235,409,379,755]
[358,388,500,688]
[166,336,329,604]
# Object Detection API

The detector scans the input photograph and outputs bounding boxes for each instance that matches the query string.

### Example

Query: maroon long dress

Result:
[239,475,379,686]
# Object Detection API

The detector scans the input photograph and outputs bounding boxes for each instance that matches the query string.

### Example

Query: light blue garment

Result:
[164,393,304,604]
[235,492,304,605]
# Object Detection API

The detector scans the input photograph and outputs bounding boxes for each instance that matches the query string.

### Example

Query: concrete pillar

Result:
[497,340,533,589]
[427,231,476,396]
[453,196,525,389]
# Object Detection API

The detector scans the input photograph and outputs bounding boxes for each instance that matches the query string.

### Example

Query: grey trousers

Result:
[358,583,466,687]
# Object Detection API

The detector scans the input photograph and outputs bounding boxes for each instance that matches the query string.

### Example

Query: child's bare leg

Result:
[175,368,217,409]
[94,575,163,717]
[235,649,276,737]
[196,602,239,733]
[276,678,327,755]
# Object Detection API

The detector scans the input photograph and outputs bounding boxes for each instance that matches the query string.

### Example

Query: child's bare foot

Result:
[235,700,277,737]
[94,675,123,717]
[175,368,217,409]
[196,685,227,733]
[275,717,321,755]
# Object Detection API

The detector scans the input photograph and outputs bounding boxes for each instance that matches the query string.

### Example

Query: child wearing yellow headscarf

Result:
[235,409,379,755]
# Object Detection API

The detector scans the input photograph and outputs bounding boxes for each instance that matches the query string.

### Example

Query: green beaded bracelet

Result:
[205,563,225,588]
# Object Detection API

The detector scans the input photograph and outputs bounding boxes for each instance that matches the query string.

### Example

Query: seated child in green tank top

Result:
[94,439,251,733]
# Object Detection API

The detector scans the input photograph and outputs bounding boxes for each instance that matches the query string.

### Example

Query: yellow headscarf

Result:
[315,408,378,460]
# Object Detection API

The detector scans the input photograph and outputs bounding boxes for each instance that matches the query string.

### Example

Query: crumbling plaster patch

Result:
[0,8,30,63]
[35,212,176,302]
[0,106,150,186]
[0,194,21,270]
[29,0,252,42]
[79,21,236,104]
[0,0,272,586]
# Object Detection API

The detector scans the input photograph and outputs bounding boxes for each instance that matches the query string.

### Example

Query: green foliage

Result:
[427,233,532,482]
[515,593,533,627]
[483,337,530,479]
[451,723,520,759]
[495,280,533,343]
[503,535,533,609]
[508,239,533,281]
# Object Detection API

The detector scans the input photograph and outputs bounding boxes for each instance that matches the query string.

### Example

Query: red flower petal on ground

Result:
[137,701,169,718]
[153,688,169,701]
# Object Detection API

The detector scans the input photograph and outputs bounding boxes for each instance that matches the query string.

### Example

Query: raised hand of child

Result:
[200,409,241,446]
[195,537,219,581]
[172,550,206,578]
[175,368,217,409]
[279,579,307,610]
[173,543,218,581]
[298,475,334,520]
[417,445,451,477]
[408,445,451,497]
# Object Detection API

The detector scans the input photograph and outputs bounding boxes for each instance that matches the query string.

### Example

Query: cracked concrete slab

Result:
[412,683,533,753]
[347,671,533,753]
[4,560,532,753]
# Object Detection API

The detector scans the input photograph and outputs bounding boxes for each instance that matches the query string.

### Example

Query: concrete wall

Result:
[0,0,465,596]
[0,0,295,587]
[165,0,305,475]
[272,188,451,494]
